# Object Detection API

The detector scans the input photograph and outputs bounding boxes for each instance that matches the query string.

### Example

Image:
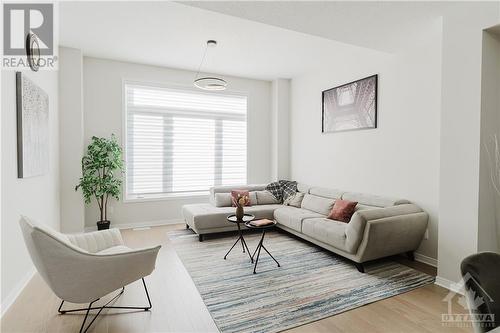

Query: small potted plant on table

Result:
[76,135,124,230]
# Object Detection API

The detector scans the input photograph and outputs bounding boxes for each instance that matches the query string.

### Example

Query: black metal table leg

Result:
[252,232,264,274]
[223,221,253,262]
[251,230,280,274]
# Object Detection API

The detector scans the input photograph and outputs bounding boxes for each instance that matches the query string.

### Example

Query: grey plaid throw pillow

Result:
[265,180,297,203]
[265,181,282,202]
[279,180,297,202]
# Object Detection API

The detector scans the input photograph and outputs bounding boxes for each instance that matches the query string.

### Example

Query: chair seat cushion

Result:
[274,206,323,232]
[96,245,132,255]
[302,218,350,253]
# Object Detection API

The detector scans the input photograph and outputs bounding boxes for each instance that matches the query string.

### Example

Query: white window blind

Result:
[125,83,247,199]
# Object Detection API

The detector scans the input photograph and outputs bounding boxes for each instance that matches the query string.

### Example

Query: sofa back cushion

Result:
[210,184,266,205]
[214,191,257,207]
[301,194,335,215]
[342,192,409,208]
[297,183,312,194]
[214,193,232,207]
[256,190,281,205]
[309,187,344,200]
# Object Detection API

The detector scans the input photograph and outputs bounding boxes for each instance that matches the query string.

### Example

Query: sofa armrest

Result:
[345,204,428,256]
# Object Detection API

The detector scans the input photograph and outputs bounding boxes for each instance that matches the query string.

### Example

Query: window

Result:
[125,82,247,199]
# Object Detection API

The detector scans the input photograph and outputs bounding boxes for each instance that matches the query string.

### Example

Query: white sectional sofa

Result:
[182,184,428,272]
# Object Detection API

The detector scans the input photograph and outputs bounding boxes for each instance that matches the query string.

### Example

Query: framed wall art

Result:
[322,74,378,133]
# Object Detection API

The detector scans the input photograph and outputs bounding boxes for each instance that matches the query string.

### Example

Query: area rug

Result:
[169,229,435,333]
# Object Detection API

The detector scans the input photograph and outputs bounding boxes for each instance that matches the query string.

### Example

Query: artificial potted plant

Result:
[76,135,124,230]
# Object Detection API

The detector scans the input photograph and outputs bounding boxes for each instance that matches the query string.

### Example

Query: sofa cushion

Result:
[182,203,280,231]
[256,190,281,205]
[297,183,312,194]
[214,193,232,207]
[300,194,335,215]
[309,187,344,199]
[209,184,267,205]
[274,206,323,232]
[216,192,257,207]
[342,192,409,207]
[285,192,305,208]
[302,218,350,253]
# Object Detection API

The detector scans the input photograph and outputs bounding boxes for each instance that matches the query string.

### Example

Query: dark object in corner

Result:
[407,251,415,261]
[199,234,203,242]
[461,252,500,332]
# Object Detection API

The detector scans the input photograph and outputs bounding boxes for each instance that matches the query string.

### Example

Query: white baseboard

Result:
[414,252,438,267]
[435,276,464,295]
[1,267,36,318]
[84,218,184,232]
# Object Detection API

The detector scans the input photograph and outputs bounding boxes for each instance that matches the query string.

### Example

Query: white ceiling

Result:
[182,1,458,53]
[59,1,389,80]
[59,1,452,81]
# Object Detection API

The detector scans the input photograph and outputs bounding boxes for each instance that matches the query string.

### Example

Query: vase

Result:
[236,206,244,221]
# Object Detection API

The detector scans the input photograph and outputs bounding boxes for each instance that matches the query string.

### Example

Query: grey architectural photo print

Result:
[16,72,49,178]
[322,74,378,133]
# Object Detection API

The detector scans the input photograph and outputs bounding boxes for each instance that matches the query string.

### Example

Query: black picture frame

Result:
[322,74,378,133]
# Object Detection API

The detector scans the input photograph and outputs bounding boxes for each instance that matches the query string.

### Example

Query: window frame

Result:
[122,79,249,202]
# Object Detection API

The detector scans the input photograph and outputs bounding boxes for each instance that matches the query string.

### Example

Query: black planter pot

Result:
[97,220,110,230]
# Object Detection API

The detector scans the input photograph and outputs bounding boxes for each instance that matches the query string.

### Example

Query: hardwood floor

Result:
[1,224,470,333]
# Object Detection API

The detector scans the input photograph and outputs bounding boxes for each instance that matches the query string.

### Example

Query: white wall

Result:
[437,4,500,284]
[478,30,500,253]
[59,47,85,233]
[1,70,59,310]
[289,19,443,260]
[81,57,272,228]
[271,79,291,180]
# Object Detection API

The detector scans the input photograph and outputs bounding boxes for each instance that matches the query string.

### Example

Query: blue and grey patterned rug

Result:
[169,229,435,333]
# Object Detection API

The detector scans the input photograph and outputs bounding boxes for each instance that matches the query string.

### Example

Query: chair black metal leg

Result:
[79,299,97,333]
[58,300,65,314]
[142,278,152,310]
[59,278,153,333]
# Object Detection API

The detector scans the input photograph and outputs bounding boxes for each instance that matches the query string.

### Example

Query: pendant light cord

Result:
[195,43,209,80]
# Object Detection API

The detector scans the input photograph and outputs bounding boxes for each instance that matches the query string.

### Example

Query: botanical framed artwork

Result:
[16,72,49,178]
[322,74,378,133]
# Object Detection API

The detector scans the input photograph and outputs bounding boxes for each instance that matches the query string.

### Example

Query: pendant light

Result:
[194,40,227,91]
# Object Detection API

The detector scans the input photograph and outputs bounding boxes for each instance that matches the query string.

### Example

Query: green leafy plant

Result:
[75,135,124,223]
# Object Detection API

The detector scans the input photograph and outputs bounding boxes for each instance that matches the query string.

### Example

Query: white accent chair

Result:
[19,216,161,333]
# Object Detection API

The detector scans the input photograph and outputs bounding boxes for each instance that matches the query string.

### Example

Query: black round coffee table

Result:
[245,220,280,274]
[224,214,255,262]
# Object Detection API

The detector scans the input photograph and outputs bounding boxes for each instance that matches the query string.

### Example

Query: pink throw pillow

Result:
[328,199,358,223]
[231,190,251,207]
